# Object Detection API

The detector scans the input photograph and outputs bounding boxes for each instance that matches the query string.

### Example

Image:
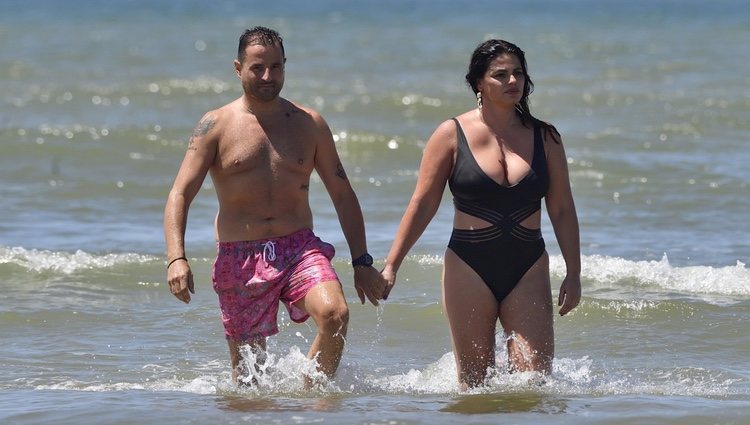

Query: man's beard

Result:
[247,82,282,102]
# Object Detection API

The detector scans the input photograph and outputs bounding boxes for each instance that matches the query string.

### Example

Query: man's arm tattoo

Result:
[188,117,216,150]
[335,162,347,180]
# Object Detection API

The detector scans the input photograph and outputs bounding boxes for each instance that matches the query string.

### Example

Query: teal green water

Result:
[1,1,749,424]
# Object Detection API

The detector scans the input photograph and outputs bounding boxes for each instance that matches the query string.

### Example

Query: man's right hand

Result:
[167,259,195,304]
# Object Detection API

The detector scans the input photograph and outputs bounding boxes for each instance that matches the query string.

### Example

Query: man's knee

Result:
[316,302,349,334]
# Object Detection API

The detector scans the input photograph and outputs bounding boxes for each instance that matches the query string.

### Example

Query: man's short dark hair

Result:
[238,26,285,62]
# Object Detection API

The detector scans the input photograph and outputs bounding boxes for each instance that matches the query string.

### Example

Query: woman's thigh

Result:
[498,252,554,370]
[443,248,500,361]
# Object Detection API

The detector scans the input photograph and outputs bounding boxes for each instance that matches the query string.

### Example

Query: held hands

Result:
[167,259,195,304]
[353,265,387,306]
[380,264,397,301]
[557,274,581,316]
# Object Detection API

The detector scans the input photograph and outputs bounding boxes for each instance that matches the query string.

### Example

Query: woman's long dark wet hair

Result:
[465,39,559,141]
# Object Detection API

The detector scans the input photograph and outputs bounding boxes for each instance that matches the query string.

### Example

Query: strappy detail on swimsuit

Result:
[450,200,542,243]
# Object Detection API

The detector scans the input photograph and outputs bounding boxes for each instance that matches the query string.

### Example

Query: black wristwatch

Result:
[352,253,373,268]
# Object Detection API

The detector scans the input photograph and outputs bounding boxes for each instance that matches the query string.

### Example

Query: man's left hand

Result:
[353,266,387,306]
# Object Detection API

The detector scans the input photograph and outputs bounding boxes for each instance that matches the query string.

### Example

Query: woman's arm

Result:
[544,130,581,316]
[382,119,457,299]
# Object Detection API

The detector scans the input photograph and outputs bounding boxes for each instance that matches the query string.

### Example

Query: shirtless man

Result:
[164,27,386,385]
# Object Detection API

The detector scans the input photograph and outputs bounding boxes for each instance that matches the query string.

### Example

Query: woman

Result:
[381,39,581,388]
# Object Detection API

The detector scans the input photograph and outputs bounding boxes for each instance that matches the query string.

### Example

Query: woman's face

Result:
[478,53,525,107]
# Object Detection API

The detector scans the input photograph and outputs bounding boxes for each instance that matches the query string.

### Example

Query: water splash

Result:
[233,345,332,394]
[28,347,742,399]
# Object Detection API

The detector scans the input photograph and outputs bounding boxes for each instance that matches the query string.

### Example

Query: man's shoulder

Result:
[196,103,230,124]
[212,99,242,119]
[195,101,242,133]
[282,99,323,121]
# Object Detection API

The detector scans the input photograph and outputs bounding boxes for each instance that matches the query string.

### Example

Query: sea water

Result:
[1,1,749,424]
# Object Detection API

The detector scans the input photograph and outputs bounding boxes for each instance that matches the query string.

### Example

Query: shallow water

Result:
[1,0,749,424]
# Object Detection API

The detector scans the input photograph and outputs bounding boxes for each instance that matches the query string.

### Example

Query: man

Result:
[164,26,386,385]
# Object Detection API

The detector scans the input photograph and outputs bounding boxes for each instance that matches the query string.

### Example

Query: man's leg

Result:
[294,280,349,380]
[227,336,267,384]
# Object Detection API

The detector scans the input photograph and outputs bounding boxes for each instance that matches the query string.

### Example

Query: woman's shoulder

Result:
[427,114,472,152]
[454,110,480,125]
[532,118,562,145]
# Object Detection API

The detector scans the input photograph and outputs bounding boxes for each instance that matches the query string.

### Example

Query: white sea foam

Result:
[552,254,749,297]
[367,352,461,394]
[409,253,750,298]
[31,348,741,399]
[0,246,157,274]
[3,245,746,298]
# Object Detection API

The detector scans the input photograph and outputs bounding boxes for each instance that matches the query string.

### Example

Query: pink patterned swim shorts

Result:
[211,228,339,342]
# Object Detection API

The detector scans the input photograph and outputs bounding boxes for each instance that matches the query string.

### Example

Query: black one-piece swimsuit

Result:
[447,118,549,302]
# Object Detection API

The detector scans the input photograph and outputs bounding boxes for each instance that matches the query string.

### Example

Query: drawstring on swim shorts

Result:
[262,241,277,263]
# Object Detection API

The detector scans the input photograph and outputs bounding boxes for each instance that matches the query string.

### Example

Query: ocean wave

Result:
[552,253,749,297]
[408,253,749,297]
[2,245,747,298]
[0,246,158,274]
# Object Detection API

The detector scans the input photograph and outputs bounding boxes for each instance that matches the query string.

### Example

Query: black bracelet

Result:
[167,256,188,269]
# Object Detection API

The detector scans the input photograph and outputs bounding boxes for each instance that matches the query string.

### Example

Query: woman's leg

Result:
[498,252,554,374]
[443,248,501,388]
